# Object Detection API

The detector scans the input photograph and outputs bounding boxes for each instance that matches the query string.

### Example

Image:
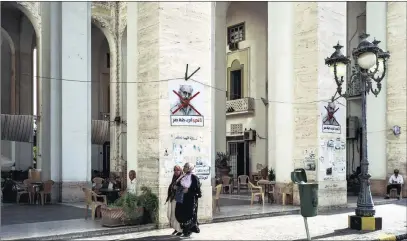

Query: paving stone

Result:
[77,201,406,241]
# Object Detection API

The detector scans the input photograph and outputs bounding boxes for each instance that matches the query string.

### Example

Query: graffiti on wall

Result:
[303,149,316,171]
[163,134,210,181]
[319,137,346,181]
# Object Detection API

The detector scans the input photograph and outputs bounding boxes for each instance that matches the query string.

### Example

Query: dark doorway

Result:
[230,69,242,100]
[102,141,110,178]
[236,142,245,176]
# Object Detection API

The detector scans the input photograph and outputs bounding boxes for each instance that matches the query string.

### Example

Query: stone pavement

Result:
[76,201,407,241]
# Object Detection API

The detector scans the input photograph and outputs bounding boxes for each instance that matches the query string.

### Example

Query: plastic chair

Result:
[238,175,249,194]
[39,180,54,205]
[92,177,104,194]
[16,179,35,204]
[83,187,107,220]
[213,184,223,213]
[221,176,232,194]
[248,181,264,206]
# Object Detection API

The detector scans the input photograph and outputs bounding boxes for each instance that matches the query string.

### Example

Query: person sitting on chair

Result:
[385,169,403,200]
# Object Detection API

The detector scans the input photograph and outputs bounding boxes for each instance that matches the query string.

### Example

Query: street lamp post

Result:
[324,33,390,229]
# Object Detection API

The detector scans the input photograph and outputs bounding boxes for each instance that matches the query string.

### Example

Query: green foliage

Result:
[33,146,37,160]
[268,168,276,181]
[215,152,230,169]
[138,186,159,223]
[110,186,159,223]
[112,192,143,220]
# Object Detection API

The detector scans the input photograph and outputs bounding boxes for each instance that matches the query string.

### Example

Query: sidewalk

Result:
[76,201,407,241]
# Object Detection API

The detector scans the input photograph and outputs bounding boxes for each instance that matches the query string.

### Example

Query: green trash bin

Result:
[298,183,318,217]
[291,168,319,218]
[291,168,318,240]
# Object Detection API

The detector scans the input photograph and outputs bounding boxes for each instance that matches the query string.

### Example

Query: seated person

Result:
[120,170,137,196]
[385,169,404,200]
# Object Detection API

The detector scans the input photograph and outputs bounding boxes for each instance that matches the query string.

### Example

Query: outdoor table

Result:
[99,188,121,204]
[257,180,276,203]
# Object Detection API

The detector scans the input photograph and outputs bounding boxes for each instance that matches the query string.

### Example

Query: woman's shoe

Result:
[171,230,178,235]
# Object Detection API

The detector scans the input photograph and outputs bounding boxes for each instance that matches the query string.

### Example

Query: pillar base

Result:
[348,215,382,231]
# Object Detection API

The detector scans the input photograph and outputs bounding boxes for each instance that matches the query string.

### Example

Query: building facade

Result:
[1,1,406,225]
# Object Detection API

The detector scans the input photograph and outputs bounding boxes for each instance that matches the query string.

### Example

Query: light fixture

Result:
[325,33,390,224]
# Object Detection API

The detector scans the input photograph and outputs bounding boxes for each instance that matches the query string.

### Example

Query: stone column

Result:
[365,2,387,193]
[128,2,214,226]
[109,2,125,179]
[126,2,138,187]
[60,2,92,202]
[386,2,406,196]
[267,2,295,192]
[291,2,347,207]
[212,2,227,184]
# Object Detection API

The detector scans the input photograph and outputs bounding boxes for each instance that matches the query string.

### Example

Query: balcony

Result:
[226,97,255,116]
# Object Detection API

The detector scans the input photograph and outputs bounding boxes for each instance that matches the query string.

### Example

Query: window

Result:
[230,69,242,100]
[106,53,110,68]
[228,22,245,44]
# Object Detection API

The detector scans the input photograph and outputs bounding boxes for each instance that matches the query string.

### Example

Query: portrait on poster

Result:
[168,79,205,127]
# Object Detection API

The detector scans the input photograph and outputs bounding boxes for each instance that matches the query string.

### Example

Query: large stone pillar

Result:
[386,2,406,196]
[366,2,388,194]
[40,2,62,201]
[60,2,92,202]
[291,2,347,207]
[211,2,227,183]
[128,2,214,226]
[267,2,295,189]
[126,2,138,187]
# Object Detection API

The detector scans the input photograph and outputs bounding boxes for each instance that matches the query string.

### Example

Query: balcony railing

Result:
[226,97,255,116]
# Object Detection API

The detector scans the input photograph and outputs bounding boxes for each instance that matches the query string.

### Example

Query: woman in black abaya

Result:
[175,162,202,237]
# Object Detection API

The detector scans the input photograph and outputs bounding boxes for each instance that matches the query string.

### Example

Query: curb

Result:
[376,233,407,241]
[5,209,300,241]
[6,224,156,241]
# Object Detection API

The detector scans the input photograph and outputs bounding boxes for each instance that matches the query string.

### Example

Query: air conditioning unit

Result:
[243,129,256,141]
[228,42,239,51]
[347,116,359,139]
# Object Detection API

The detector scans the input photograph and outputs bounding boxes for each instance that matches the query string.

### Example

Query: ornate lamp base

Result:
[348,215,382,231]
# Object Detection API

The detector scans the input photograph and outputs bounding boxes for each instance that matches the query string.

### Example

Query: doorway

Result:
[236,142,245,176]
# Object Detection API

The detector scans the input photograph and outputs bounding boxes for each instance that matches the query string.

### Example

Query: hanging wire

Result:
[21,72,346,106]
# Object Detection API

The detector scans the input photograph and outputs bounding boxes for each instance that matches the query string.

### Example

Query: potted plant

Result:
[268,168,276,181]
[138,186,159,224]
[101,192,143,227]
[215,152,231,177]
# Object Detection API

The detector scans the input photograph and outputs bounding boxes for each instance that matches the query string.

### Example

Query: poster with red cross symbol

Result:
[168,79,205,127]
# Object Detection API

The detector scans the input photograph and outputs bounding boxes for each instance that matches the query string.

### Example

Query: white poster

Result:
[168,79,205,127]
[320,102,343,134]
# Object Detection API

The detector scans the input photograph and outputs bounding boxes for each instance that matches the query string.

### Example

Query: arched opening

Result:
[216,1,269,214]
[91,22,111,179]
[1,2,37,176]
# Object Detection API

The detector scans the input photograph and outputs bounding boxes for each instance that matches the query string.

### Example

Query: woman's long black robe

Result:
[175,174,202,234]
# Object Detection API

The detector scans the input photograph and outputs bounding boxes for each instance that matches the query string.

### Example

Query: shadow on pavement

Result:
[121,235,181,241]
[292,228,375,241]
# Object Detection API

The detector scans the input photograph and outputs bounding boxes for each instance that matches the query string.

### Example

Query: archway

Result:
[1,2,37,174]
[91,22,111,178]
[214,1,269,216]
